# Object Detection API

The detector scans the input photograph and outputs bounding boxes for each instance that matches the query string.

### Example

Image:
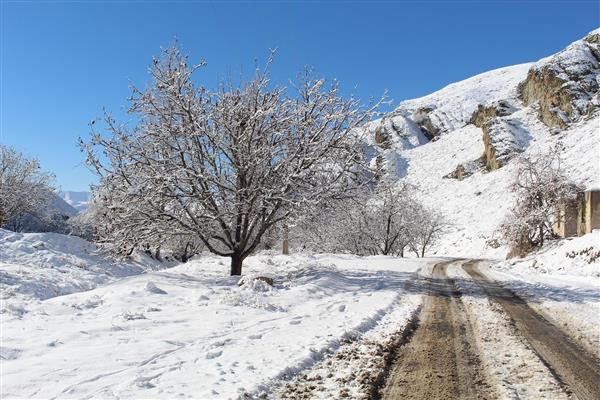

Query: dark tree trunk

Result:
[230,253,243,276]
[181,242,191,263]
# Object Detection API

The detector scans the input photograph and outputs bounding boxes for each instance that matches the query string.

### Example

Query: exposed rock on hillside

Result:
[443,161,482,181]
[519,29,600,128]
[482,118,530,170]
[364,115,428,151]
[469,100,516,128]
[394,63,531,138]
[412,107,441,139]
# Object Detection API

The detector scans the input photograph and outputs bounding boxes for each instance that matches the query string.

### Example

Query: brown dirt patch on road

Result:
[380,261,497,400]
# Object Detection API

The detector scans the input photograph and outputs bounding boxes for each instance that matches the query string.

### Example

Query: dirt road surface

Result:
[380,262,497,400]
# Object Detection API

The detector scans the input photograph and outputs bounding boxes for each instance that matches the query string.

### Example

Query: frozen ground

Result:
[0,233,431,399]
[1,230,599,399]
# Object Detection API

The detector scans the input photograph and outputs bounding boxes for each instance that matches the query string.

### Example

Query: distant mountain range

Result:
[59,191,91,213]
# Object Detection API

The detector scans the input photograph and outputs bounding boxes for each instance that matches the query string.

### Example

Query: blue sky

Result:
[1,0,598,191]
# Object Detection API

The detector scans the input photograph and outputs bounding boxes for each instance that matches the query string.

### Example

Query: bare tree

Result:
[407,206,446,258]
[0,145,55,230]
[501,146,580,255]
[82,46,380,275]
[295,183,444,258]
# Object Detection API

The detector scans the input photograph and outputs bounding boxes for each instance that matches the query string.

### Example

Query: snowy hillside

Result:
[366,28,600,258]
[59,191,91,212]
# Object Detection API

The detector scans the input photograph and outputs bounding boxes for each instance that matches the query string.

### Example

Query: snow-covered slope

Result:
[50,194,78,217]
[0,229,165,313]
[59,191,91,212]
[365,28,600,258]
[395,63,532,136]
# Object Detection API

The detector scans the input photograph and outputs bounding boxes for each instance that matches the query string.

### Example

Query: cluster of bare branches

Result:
[294,184,446,258]
[82,46,382,275]
[0,145,56,231]
[501,146,581,256]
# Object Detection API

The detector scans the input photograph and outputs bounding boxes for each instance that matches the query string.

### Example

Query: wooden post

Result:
[282,224,289,255]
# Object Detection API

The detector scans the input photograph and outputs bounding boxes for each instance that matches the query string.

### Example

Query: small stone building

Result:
[554,189,600,238]
[578,189,600,235]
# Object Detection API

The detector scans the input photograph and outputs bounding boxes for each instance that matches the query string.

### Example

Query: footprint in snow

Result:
[338,304,346,312]
[289,319,302,325]
[121,312,147,321]
[205,350,223,359]
[211,339,232,348]
[247,334,262,340]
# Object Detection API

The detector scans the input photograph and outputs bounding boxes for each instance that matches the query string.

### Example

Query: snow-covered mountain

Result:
[59,191,91,212]
[365,28,600,258]
[51,193,78,217]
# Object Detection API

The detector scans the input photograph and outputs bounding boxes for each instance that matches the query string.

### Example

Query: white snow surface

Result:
[1,249,429,399]
[0,229,165,311]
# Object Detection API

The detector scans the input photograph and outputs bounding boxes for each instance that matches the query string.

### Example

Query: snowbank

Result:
[0,229,164,310]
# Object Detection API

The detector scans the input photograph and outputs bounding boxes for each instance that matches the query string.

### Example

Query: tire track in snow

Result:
[464,261,600,400]
[380,261,496,400]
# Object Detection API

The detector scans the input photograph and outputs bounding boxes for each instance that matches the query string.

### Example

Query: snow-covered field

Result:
[0,231,431,399]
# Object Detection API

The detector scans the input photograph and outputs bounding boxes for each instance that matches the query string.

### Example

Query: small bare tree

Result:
[407,206,446,258]
[501,146,580,256]
[83,46,381,275]
[0,145,55,230]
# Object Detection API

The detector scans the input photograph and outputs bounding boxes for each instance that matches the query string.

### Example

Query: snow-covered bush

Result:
[0,145,56,231]
[82,46,382,275]
[501,146,581,256]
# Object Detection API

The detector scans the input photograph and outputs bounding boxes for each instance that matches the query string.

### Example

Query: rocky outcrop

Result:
[469,100,515,128]
[412,107,441,139]
[364,115,429,151]
[482,118,529,170]
[467,100,523,171]
[443,161,481,181]
[374,126,392,149]
[518,30,600,128]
